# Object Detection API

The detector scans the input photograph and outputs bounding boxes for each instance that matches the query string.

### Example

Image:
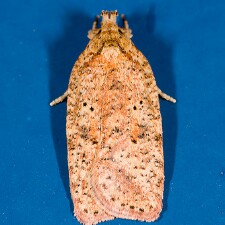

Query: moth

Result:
[50,10,176,225]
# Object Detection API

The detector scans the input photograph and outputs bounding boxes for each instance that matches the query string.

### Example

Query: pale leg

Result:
[121,14,129,30]
[157,87,176,103]
[50,90,68,106]
[92,15,100,30]
[121,14,132,38]
[88,15,100,39]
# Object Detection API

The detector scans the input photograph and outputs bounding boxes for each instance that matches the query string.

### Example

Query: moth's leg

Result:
[50,90,68,106]
[88,15,100,39]
[121,14,129,30]
[121,14,132,38]
[157,87,176,103]
[92,15,100,30]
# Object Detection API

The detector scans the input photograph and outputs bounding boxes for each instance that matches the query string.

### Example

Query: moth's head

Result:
[88,10,132,40]
[101,10,118,26]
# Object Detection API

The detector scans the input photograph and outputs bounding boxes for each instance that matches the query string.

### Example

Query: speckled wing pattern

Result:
[65,11,167,225]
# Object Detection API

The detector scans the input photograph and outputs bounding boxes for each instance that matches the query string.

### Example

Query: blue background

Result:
[1,0,225,225]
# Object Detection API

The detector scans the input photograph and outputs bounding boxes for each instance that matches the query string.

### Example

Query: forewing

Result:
[66,52,114,224]
[90,48,164,222]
